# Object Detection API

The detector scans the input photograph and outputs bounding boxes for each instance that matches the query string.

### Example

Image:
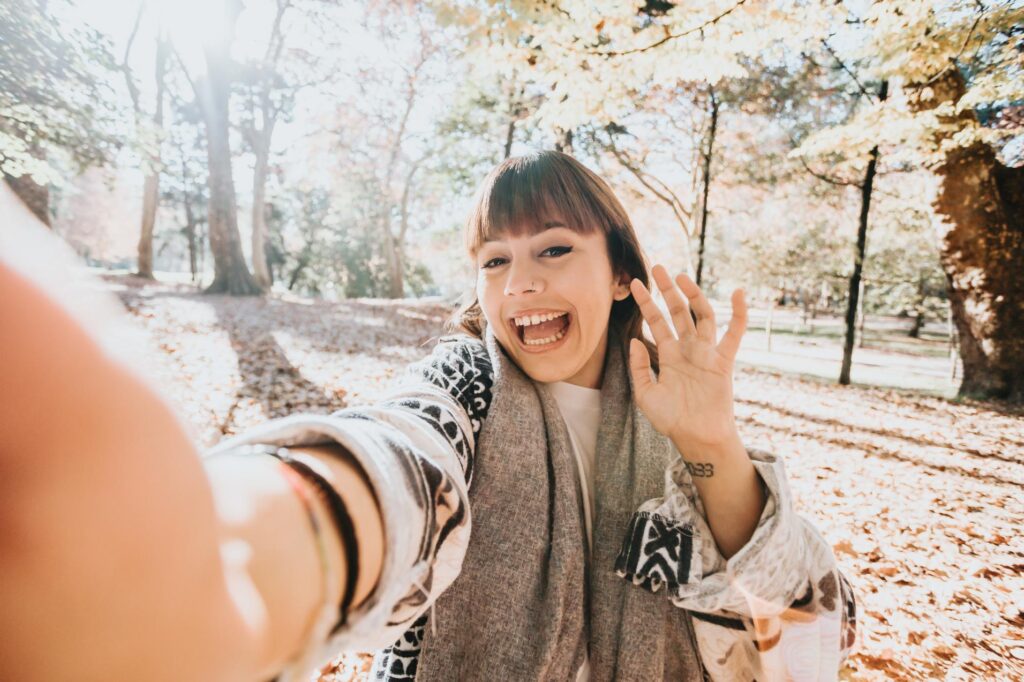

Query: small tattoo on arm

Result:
[685,461,715,478]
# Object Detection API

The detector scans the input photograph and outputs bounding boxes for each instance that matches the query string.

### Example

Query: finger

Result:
[628,337,656,397]
[651,264,697,339]
[629,278,676,346]
[675,273,717,342]
[718,288,748,361]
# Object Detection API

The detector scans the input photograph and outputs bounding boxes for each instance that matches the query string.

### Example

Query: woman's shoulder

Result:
[402,333,494,426]
[421,333,491,380]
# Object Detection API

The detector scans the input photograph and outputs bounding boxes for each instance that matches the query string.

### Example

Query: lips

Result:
[508,312,573,351]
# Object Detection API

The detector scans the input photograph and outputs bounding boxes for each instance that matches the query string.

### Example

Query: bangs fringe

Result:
[465,152,620,255]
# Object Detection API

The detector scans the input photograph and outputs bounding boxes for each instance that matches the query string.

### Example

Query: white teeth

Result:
[524,329,567,346]
[514,312,567,328]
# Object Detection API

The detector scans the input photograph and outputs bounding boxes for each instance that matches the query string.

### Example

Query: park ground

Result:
[106,273,1024,681]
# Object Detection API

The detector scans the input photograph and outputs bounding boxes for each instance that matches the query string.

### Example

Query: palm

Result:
[628,265,747,450]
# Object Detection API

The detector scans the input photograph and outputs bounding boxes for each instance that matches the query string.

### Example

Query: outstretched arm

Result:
[0,263,382,681]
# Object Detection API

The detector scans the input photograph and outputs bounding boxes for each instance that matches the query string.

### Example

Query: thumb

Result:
[629,338,655,398]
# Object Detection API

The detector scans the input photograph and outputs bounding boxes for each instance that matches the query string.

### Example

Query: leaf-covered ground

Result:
[109,274,1024,681]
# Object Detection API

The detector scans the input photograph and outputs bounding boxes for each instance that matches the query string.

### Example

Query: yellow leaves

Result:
[958,70,1024,112]
[0,128,65,186]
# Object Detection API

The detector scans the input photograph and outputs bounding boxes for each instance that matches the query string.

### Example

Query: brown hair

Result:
[446,150,659,371]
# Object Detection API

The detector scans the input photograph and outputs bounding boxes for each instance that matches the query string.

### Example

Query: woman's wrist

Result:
[287,444,385,612]
[671,431,767,559]
[671,427,746,473]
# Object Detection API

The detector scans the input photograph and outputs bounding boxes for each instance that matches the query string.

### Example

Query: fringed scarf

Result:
[415,327,705,681]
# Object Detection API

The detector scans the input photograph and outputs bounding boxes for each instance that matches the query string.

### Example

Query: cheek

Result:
[475,279,501,327]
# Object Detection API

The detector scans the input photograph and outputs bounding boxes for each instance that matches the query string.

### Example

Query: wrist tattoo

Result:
[685,461,715,478]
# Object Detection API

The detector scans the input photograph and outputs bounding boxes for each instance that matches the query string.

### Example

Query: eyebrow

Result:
[481,222,568,245]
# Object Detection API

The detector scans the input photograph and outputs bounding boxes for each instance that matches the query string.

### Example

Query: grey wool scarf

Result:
[415,326,706,681]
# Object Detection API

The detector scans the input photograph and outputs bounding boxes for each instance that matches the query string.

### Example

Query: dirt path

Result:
[111,275,1024,681]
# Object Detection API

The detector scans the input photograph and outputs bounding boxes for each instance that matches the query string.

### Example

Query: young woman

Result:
[0,151,854,681]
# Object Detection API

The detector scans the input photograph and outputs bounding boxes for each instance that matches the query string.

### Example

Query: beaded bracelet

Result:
[262,446,361,634]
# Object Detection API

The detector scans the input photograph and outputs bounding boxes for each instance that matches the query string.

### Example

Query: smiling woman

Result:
[476,226,630,387]
[460,152,647,387]
[0,150,856,682]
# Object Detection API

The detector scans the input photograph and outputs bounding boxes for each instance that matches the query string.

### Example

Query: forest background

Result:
[2,0,1023,679]
[3,0,1023,401]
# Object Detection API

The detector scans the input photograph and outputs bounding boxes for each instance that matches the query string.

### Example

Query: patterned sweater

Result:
[211,335,857,681]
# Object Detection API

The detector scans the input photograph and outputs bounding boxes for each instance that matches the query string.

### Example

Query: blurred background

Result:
[2,1,1023,679]
[3,0,1023,400]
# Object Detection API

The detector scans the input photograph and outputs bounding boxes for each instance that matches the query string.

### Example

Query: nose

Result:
[503,259,544,297]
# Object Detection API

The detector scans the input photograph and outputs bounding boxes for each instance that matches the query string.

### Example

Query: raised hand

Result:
[627,264,748,456]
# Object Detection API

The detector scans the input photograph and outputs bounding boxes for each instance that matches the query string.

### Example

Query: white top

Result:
[547,380,602,682]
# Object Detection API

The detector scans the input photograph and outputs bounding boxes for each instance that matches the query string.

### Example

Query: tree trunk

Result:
[908,279,926,338]
[695,88,719,288]
[909,68,1024,402]
[288,252,309,291]
[195,11,261,297]
[909,311,925,337]
[840,159,877,385]
[839,81,888,385]
[184,201,198,283]
[137,172,159,278]
[3,173,49,226]
[504,117,516,160]
[380,215,404,298]
[856,281,867,349]
[135,37,169,280]
[555,128,574,155]
[251,128,273,289]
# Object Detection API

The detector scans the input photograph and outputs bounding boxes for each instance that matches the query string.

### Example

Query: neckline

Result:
[547,380,602,407]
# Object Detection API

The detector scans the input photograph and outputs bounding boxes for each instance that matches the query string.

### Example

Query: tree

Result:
[235,0,338,289]
[162,94,209,283]
[862,196,948,338]
[186,0,261,295]
[236,0,291,289]
[121,7,170,279]
[801,0,1024,400]
[435,0,829,290]
[694,86,720,287]
[327,3,446,299]
[0,0,125,223]
[582,112,700,273]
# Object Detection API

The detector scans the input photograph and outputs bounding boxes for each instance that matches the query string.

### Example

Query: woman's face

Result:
[475,225,630,388]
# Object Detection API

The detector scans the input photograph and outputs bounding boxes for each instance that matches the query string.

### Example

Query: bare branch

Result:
[169,45,197,96]
[954,13,984,65]
[822,39,872,99]
[603,132,693,233]
[795,152,862,188]
[120,3,145,112]
[398,158,424,244]
[593,0,749,57]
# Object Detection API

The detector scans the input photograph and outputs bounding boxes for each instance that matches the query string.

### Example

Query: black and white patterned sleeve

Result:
[205,335,493,678]
[615,449,858,680]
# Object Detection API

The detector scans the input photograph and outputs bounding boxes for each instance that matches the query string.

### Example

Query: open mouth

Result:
[510,311,571,348]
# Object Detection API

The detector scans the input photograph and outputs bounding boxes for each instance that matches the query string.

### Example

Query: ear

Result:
[612,273,631,302]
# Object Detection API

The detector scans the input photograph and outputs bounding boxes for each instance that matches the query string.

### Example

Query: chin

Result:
[519,362,576,384]
[494,335,575,383]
